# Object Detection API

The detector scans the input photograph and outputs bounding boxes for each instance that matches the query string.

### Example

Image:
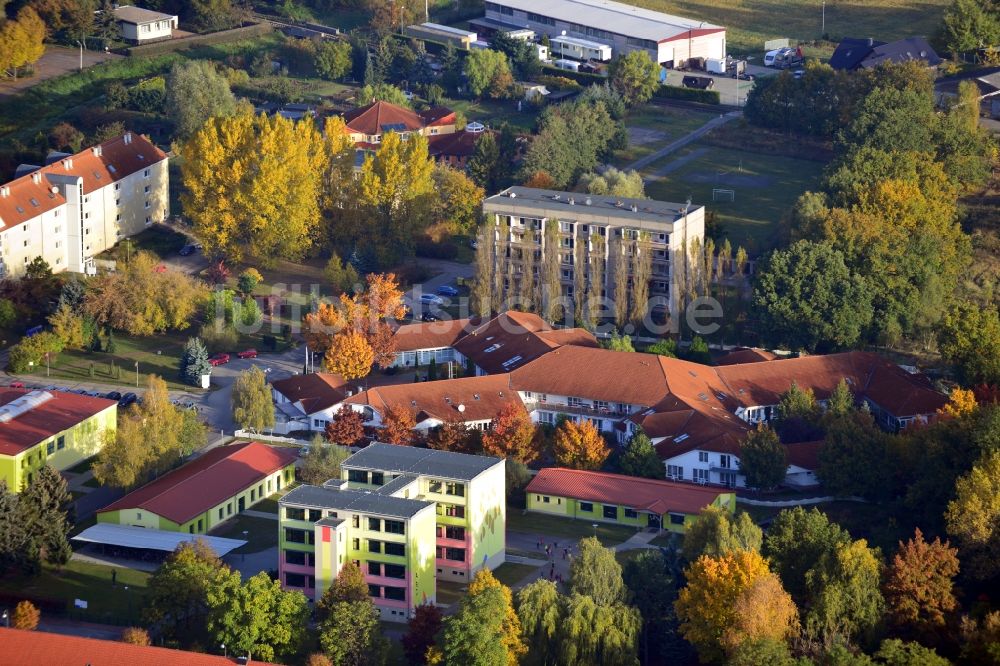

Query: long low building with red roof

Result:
[526,467,735,532]
[0,389,117,492]
[0,132,169,278]
[97,441,297,534]
[0,627,276,665]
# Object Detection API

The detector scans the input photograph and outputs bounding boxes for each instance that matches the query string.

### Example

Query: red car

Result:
[9,381,24,389]
[208,353,230,367]
[237,349,258,359]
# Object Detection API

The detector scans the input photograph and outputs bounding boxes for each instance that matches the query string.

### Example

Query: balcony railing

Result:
[528,400,634,419]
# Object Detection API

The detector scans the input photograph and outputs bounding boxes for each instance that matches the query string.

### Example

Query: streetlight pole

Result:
[75,41,83,72]
[135,361,139,387]
[45,353,50,377]
[822,0,826,36]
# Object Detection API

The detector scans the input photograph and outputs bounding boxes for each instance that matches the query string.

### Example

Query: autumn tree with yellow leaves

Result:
[180,110,326,265]
[0,7,46,79]
[675,550,797,662]
[325,330,375,381]
[552,419,610,470]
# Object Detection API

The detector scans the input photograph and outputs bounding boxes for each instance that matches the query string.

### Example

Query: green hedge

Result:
[653,84,720,105]
[124,22,273,57]
[539,65,606,86]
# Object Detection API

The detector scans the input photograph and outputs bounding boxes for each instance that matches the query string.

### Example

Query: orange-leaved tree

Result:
[325,408,366,446]
[938,387,977,419]
[481,403,539,463]
[721,572,799,656]
[553,419,610,470]
[675,550,785,663]
[883,528,959,636]
[12,600,39,631]
[121,627,151,646]
[428,416,477,454]
[381,404,417,445]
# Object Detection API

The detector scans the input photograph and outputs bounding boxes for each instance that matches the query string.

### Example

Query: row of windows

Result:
[436,503,465,519]
[285,528,316,545]
[437,525,466,541]
[436,546,467,562]
[360,539,406,557]
[527,11,555,26]
[284,549,315,567]
[427,480,465,497]
[285,507,323,522]
[44,436,66,455]
[369,584,406,601]
[368,561,406,579]
[285,572,315,588]
[347,469,386,485]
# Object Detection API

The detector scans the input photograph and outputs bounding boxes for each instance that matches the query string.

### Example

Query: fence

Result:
[233,430,310,446]
[123,22,273,57]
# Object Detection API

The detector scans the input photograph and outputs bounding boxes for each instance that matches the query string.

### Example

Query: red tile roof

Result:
[526,467,728,515]
[342,101,456,137]
[785,441,822,470]
[392,317,475,353]
[0,389,116,456]
[271,372,348,415]
[455,311,598,374]
[98,442,297,524]
[714,347,779,366]
[0,627,273,665]
[344,374,522,424]
[427,130,481,159]
[0,133,167,231]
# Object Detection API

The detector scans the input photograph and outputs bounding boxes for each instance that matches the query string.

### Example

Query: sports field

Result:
[625,0,950,54]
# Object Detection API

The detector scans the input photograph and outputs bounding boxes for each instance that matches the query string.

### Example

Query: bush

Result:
[199,320,239,352]
[414,238,459,260]
[653,85,720,105]
[8,332,64,374]
[539,65,606,86]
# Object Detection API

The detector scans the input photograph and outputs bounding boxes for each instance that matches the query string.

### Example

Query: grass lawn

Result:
[506,508,638,546]
[625,0,950,54]
[0,560,149,624]
[644,143,826,255]
[613,106,718,168]
[436,580,467,606]
[17,331,192,391]
[96,225,188,263]
[446,96,539,132]
[506,547,548,561]
[210,514,279,554]
[493,562,539,587]
[815,501,909,555]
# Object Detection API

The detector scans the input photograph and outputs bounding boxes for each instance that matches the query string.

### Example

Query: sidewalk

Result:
[627,110,741,173]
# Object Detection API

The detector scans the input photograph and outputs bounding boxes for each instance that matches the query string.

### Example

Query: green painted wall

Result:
[0,404,116,492]
[528,489,736,533]
[470,462,506,570]
[409,505,437,607]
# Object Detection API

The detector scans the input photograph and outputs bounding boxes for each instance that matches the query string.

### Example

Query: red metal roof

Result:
[0,627,275,665]
[0,389,116,456]
[659,27,725,43]
[0,133,167,231]
[271,372,348,415]
[98,442,297,524]
[526,467,728,515]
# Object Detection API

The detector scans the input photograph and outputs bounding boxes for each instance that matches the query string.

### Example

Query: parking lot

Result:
[663,63,774,107]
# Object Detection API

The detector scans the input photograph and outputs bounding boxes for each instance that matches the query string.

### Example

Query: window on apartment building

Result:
[444,526,465,540]
[114,183,120,191]
[22,240,27,248]
[693,469,710,483]
[428,480,442,493]
[116,214,121,222]
[227,503,233,516]
[284,528,307,543]
[698,451,709,463]
[579,502,593,512]
[352,537,360,550]
[250,489,256,501]
[197,519,203,531]
[368,584,382,597]
[85,227,90,235]
[144,200,150,209]
[384,520,405,535]
[348,469,368,483]
[144,169,151,178]
[719,454,732,469]
[437,504,465,519]
[368,539,382,553]
[284,550,307,566]
[667,465,683,479]
[370,471,385,485]
[445,547,466,561]
[352,515,360,528]
[603,505,617,519]
[56,436,65,450]
[368,561,381,576]
[542,496,550,503]
[368,517,381,531]
[384,586,406,600]
[47,441,55,455]
[669,514,685,525]
[383,564,405,579]
[115,198,121,207]
[445,482,465,497]
[136,512,142,520]
[285,573,307,588]
[385,542,405,556]
[624,508,638,519]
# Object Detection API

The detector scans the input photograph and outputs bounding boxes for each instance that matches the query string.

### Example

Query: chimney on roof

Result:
[0,186,8,197]
[62,158,73,170]
[123,132,132,145]
[31,172,41,185]
[92,145,102,157]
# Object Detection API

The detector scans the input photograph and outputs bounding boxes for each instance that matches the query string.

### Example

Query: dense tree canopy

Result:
[166,60,240,139]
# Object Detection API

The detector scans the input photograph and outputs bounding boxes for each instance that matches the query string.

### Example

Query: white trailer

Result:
[550,35,613,62]
[553,58,581,72]
[706,57,726,74]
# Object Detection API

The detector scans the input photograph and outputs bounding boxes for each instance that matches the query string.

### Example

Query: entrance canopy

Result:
[73,524,247,557]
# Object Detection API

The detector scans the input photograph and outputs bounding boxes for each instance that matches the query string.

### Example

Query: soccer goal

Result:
[712,188,735,202]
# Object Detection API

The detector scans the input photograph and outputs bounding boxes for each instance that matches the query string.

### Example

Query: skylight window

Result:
[675,434,689,443]
[484,343,502,353]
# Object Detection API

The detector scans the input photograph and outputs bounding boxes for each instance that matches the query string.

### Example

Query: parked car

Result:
[9,381,24,389]
[209,353,231,367]
[419,294,445,306]
[104,391,122,401]
[237,349,258,359]
[682,75,714,90]
[421,312,442,322]
[179,244,197,256]
[118,393,138,408]
[436,285,459,297]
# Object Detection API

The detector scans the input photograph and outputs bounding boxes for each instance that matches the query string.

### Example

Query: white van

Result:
[763,49,780,67]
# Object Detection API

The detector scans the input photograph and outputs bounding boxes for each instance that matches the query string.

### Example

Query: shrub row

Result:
[653,84,721,105]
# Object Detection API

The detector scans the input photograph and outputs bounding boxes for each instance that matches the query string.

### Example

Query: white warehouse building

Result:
[484,0,725,65]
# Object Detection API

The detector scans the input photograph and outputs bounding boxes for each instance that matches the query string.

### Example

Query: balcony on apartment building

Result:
[527,397,636,421]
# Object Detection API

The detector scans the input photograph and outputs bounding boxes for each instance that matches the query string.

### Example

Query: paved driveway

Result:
[0,46,120,99]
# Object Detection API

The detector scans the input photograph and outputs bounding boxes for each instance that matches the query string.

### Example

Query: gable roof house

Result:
[113,5,178,44]
[830,36,941,70]
[270,372,351,434]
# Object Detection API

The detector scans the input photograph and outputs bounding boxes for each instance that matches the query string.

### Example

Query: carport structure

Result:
[73,523,247,562]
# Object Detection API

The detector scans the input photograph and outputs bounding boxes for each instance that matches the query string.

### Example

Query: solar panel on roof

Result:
[380,123,407,132]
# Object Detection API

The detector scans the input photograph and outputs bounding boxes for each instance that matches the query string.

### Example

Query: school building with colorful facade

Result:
[278,444,506,621]
[0,389,117,492]
[525,467,735,532]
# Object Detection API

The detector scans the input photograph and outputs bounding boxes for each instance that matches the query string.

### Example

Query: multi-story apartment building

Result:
[0,132,169,278]
[481,186,705,324]
[278,444,505,621]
